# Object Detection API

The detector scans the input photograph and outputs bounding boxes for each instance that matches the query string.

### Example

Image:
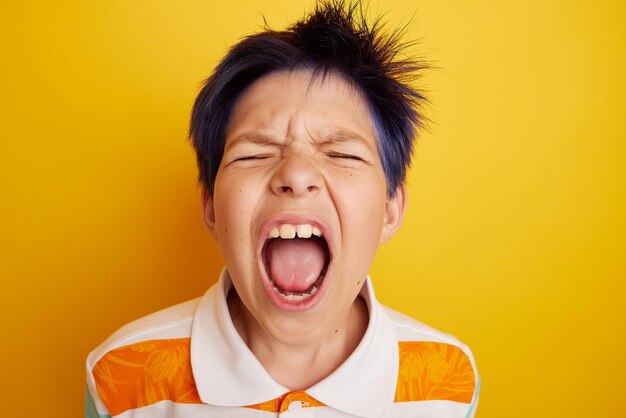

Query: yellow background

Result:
[2,0,624,416]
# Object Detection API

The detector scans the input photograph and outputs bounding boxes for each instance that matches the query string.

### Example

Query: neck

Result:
[227,291,369,390]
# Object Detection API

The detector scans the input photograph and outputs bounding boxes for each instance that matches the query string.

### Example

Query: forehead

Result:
[225,69,377,146]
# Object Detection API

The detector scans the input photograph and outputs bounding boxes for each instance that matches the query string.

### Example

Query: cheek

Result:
[353,207,385,251]
[213,176,261,248]
[334,173,387,267]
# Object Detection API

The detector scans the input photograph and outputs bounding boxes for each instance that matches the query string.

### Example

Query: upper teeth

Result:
[269,224,322,239]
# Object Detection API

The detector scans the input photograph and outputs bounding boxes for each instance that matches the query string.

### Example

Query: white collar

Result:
[190,269,399,418]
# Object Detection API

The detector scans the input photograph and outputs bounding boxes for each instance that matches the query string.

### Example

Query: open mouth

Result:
[261,223,331,304]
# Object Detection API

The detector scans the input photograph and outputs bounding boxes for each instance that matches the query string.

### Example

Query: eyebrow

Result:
[223,133,281,153]
[317,129,375,152]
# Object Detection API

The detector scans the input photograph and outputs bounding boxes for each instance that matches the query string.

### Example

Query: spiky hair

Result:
[189,0,429,197]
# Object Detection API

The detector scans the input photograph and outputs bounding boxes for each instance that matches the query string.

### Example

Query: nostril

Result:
[271,157,323,195]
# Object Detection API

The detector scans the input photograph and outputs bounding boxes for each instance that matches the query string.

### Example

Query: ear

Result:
[379,183,408,244]
[201,187,218,241]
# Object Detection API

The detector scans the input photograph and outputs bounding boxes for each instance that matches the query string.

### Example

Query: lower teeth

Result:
[273,284,319,301]
[268,265,327,302]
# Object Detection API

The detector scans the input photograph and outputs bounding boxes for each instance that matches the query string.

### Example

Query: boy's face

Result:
[202,69,406,344]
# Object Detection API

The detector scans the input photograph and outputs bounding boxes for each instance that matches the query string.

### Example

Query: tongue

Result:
[266,238,326,292]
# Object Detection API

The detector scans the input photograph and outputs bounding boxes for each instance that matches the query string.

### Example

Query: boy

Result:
[86,1,479,417]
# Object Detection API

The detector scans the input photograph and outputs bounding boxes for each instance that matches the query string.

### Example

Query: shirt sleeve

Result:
[86,357,111,418]
[465,374,480,418]
[86,385,111,418]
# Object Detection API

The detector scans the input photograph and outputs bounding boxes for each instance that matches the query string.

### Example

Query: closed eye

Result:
[224,154,273,167]
[326,152,367,163]
[236,155,271,161]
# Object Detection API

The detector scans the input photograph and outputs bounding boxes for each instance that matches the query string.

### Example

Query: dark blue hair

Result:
[189,0,429,197]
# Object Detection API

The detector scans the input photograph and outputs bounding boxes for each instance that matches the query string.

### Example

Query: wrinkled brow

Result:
[316,129,375,152]
[223,133,281,153]
[225,129,374,152]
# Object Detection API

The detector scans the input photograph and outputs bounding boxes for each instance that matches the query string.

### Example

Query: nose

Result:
[270,153,323,197]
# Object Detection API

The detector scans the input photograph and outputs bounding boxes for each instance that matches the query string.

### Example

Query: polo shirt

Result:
[86,269,479,418]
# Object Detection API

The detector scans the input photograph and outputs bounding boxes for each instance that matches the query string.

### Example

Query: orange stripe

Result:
[92,338,475,415]
[394,341,476,403]
[245,391,325,412]
[92,338,201,416]
[244,395,283,413]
